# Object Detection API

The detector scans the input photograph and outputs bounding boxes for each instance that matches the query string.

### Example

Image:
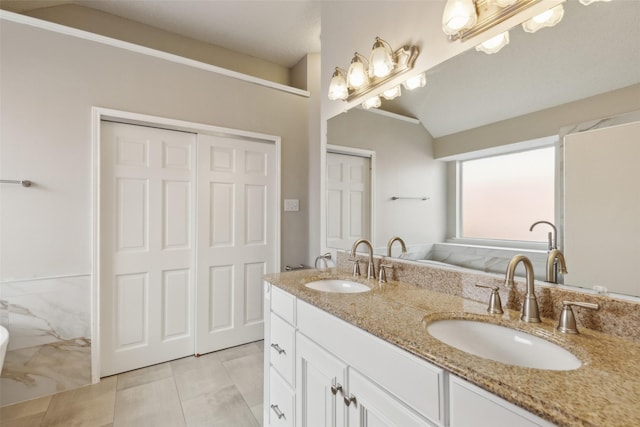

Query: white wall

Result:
[327,109,446,253]
[0,17,310,279]
[24,4,292,86]
[564,121,640,296]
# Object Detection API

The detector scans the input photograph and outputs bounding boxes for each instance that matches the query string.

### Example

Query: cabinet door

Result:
[347,368,436,427]
[297,333,347,427]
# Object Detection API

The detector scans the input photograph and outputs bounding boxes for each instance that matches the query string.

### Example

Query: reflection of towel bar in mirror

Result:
[0,179,32,187]
[391,196,429,201]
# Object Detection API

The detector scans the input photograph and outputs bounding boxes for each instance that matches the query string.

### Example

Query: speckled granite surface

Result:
[263,267,640,427]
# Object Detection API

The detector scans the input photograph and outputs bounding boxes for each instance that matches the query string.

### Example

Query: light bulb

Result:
[442,0,477,35]
[402,72,426,90]
[475,31,510,54]
[381,86,401,100]
[522,4,564,33]
[579,0,612,5]
[328,68,348,101]
[362,96,381,110]
[369,38,394,78]
[347,55,368,89]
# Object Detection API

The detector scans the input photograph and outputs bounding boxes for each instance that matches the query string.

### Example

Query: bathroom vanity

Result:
[262,266,640,427]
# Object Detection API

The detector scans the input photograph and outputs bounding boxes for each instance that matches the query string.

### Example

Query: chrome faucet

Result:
[546,249,568,283]
[529,220,557,250]
[386,236,407,257]
[530,220,561,283]
[505,255,540,323]
[350,239,376,279]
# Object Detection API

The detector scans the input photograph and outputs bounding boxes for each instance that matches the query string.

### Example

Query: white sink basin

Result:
[305,279,371,294]
[426,319,581,371]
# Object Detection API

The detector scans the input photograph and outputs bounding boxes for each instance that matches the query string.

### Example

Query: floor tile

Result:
[250,403,264,426]
[214,341,263,363]
[181,384,259,427]
[113,377,185,427]
[0,394,51,421]
[2,412,46,427]
[172,353,233,401]
[115,362,173,391]
[40,376,117,427]
[223,352,264,407]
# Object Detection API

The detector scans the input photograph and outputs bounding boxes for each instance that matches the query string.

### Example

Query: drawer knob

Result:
[271,404,286,419]
[331,382,343,395]
[344,394,357,407]
[270,343,286,355]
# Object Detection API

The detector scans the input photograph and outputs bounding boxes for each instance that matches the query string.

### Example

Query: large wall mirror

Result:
[325,0,640,297]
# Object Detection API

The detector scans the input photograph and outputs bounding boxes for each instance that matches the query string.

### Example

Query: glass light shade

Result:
[369,38,394,78]
[522,4,564,33]
[328,69,348,101]
[475,31,510,54]
[347,56,368,89]
[402,72,427,90]
[362,96,381,110]
[381,86,401,100]
[579,0,612,5]
[442,0,477,35]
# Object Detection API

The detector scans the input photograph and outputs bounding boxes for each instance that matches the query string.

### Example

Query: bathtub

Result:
[0,325,8,373]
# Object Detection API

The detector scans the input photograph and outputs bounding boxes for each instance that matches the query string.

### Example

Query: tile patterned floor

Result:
[0,340,264,427]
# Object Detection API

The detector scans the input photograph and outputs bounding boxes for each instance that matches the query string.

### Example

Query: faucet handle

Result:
[557,301,599,334]
[349,258,360,277]
[378,264,393,284]
[475,284,504,315]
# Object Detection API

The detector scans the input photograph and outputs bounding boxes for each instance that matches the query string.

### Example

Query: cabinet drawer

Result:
[270,312,295,386]
[269,367,295,427]
[271,286,296,324]
[450,376,555,427]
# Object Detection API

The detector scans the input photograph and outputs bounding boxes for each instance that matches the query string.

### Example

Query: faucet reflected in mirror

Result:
[505,255,540,323]
[530,220,565,284]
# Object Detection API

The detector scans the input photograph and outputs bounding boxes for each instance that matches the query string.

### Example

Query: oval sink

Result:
[426,319,581,371]
[305,279,371,294]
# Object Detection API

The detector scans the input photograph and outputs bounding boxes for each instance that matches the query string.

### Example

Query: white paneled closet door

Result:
[100,121,196,377]
[195,134,276,355]
[326,152,371,251]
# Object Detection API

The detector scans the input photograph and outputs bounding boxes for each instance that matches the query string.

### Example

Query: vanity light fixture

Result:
[444,0,611,55]
[521,4,564,33]
[475,30,510,54]
[328,36,422,107]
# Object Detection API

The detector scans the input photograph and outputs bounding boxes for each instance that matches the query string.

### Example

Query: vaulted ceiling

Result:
[2,0,638,137]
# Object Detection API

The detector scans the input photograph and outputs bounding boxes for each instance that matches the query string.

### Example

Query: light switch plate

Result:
[284,199,299,212]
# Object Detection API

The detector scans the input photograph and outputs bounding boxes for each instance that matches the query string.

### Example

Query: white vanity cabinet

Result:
[449,376,556,427]
[264,283,557,427]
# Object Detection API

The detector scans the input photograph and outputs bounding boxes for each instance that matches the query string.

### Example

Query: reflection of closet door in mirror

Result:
[564,121,640,297]
[326,152,371,251]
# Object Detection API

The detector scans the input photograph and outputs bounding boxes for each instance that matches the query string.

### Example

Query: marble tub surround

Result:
[0,275,92,406]
[263,269,640,427]
[337,251,640,342]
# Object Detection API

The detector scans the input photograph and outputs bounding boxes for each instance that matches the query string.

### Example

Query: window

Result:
[460,146,555,243]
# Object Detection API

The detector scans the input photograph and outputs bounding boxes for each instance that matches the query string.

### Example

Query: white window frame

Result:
[445,136,559,251]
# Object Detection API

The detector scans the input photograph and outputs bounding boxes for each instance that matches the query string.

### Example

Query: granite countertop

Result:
[264,269,640,427]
